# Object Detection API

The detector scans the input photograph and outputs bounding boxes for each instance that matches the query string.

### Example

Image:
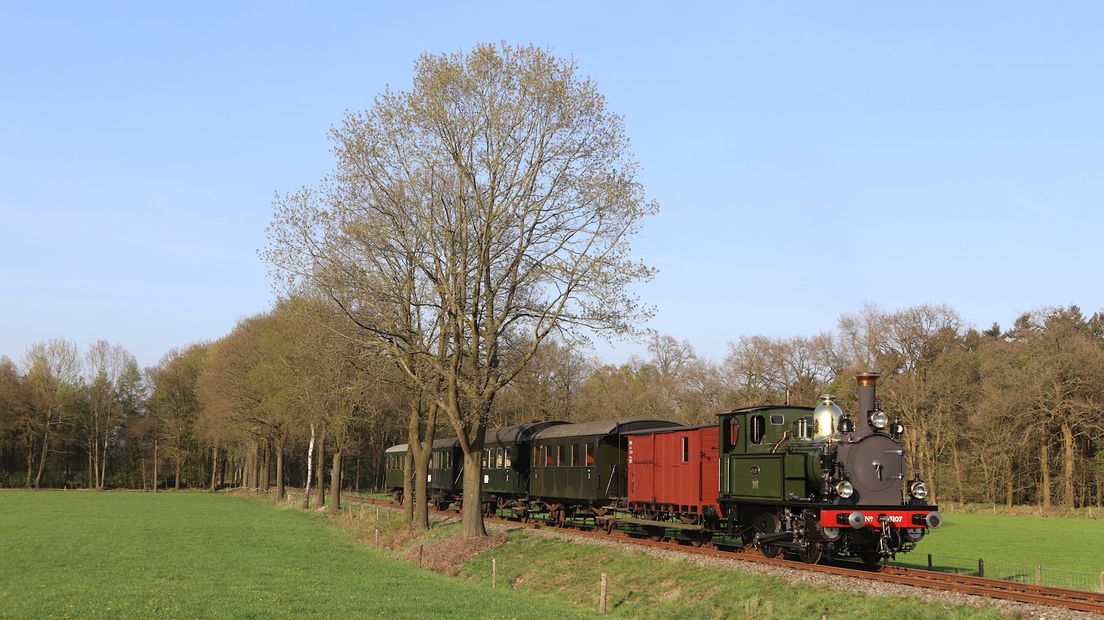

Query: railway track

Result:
[347,496,1104,615]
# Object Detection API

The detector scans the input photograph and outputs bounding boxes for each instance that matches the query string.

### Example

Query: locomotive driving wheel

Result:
[797,541,822,564]
[754,513,781,559]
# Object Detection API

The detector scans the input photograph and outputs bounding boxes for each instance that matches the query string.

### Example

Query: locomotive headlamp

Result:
[890,420,905,436]
[835,480,854,498]
[909,481,929,500]
[870,409,889,430]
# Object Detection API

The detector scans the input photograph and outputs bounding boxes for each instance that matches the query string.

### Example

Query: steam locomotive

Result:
[384,372,941,564]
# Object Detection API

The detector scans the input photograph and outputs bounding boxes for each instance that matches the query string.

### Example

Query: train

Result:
[384,372,941,564]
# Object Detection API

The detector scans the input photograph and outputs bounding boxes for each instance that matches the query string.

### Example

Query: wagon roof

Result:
[485,420,567,444]
[532,417,679,440]
[716,405,815,416]
[384,436,460,453]
[622,422,716,435]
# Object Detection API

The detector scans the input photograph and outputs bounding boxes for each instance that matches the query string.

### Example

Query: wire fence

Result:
[897,553,1104,593]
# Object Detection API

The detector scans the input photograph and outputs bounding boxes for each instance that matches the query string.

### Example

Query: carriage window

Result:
[504,448,512,468]
[750,415,766,445]
[569,444,578,466]
[681,436,689,463]
[585,443,595,466]
[555,445,563,466]
[496,448,504,469]
[545,445,554,466]
[482,450,488,468]
[770,414,785,425]
[727,419,739,448]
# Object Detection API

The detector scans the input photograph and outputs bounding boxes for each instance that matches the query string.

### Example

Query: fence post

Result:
[927,554,932,570]
[419,545,424,567]
[1035,564,1041,585]
[978,559,984,578]
[599,573,608,614]
[492,558,497,588]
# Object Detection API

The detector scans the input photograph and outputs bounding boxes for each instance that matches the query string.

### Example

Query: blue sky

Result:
[2,2,1103,367]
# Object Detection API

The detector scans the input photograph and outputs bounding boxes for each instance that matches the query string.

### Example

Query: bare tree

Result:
[266,43,657,537]
[22,339,81,488]
[82,340,137,489]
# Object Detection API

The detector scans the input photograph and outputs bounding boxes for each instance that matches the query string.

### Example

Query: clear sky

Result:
[3,2,1103,368]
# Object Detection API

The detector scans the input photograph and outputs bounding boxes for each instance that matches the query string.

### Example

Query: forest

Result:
[2,299,1103,514]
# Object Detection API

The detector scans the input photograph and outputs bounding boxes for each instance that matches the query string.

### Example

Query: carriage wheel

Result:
[645,525,665,542]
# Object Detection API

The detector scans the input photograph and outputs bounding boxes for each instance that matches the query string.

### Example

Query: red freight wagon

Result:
[626,424,720,518]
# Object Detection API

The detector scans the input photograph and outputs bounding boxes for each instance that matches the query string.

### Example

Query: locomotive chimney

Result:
[855,372,880,435]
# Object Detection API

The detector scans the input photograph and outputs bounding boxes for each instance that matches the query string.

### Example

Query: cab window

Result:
[727,419,740,448]
[750,415,766,445]
[496,447,504,469]
[585,443,595,466]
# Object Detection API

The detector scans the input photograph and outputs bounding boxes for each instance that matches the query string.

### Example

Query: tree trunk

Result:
[174,455,182,491]
[1040,443,1051,509]
[219,451,226,487]
[100,436,109,490]
[210,446,219,491]
[275,440,285,501]
[414,447,429,529]
[402,450,414,524]
[355,454,361,493]
[978,450,992,504]
[140,456,147,491]
[313,427,327,507]
[33,429,50,488]
[1061,421,1075,509]
[260,441,270,493]
[952,446,965,504]
[327,450,342,512]
[25,444,34,489]
[304,422,315,509]
[461,449,486,538]
[153,438,159,493]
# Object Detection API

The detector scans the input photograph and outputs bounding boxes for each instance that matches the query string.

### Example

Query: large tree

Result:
[267,43,657,536]
[22,339,82,488]
[82,340,139,490]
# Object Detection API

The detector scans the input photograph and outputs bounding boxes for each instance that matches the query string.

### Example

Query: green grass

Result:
[0,491,585,618]
[458,530,1004,619]
[892,512,1104,589]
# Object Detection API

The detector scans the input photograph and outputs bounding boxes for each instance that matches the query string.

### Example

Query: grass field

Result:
[891,512,1104,590]
[330,502,1001,619]
[0,491,584,618]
